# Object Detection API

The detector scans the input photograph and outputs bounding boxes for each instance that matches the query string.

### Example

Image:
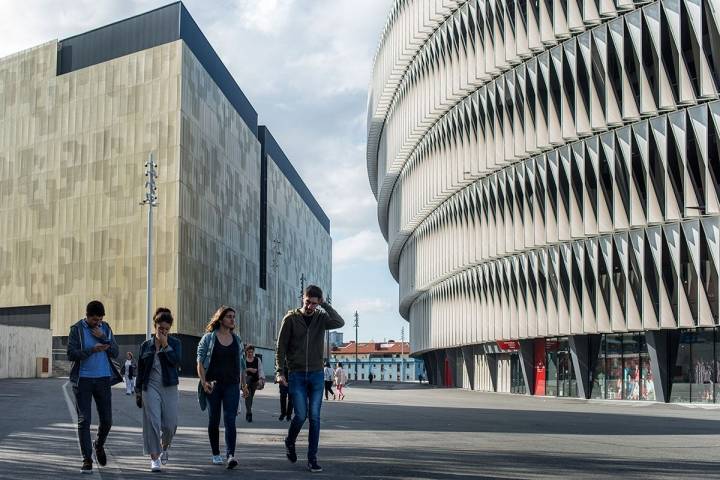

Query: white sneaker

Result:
[212,455,224,465]
[227,455,238,470]
[160,449,168,465]
[150,458,161,472]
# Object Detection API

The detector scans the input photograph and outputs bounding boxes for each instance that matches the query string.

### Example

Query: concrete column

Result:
[446,348,457,387]
[461,346,476,390]
[569,335,601,399]
[646,330,681,403]
[487,353,498,392]
[518,340,536,395]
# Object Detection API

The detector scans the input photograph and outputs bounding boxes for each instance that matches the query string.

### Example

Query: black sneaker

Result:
[226,455,238,469]
[308,460,323,473]
[278,415,285,421]
[81,458,93,474]
[93,441,107,466]
[284,439,297,463]
[246,413,252,422]
[286,415,291,422]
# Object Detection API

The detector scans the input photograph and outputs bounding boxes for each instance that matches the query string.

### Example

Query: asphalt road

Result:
[0,377,719,479]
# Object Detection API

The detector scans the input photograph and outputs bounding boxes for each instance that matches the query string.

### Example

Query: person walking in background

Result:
[278,364,293,421]
[334,363,347,400]
[323,362,335,400]
[276,285,345,473]
[243,344,264,422]
[135,308,182,472]
[122,352,136,395]
[197,306,247,469]
[67,300,122,474]
[368,372,374,384]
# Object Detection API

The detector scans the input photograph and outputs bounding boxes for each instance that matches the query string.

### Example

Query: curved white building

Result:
[368,0,720,403]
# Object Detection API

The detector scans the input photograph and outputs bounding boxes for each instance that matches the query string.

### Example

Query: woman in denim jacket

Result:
[135,308,182,472]
[196,305,247,469]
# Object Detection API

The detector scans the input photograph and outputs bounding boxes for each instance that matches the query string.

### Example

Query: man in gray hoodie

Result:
[275,285,344,473]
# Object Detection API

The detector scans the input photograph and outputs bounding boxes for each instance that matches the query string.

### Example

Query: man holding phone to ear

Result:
[67,300,122,474]
[275,285,345,473]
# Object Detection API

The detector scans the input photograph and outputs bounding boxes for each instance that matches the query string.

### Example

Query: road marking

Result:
[62,381,129,479]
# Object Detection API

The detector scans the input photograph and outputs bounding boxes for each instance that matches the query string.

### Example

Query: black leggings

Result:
[324,380,335,399]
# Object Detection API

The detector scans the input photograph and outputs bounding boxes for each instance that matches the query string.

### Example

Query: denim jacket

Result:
[135,335,182,392]
[196,330,246,376]
[67,319,122,386]
[196,330,246,410]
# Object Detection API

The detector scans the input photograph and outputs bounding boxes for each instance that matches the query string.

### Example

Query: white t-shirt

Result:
[124,359,133,377]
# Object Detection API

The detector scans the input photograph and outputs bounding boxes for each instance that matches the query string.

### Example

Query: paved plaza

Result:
[0,378,719,479]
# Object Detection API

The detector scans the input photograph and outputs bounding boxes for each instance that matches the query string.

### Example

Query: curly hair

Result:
[206,305,235,332]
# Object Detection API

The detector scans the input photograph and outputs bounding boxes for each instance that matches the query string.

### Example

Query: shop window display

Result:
[591,336,607,399]
[690,329,715,404]
[606,334,623,399]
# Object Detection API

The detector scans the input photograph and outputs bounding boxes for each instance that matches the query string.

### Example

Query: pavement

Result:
[1,377,720,479]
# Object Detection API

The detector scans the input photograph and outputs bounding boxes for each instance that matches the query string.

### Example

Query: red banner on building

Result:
[496,340,519,351]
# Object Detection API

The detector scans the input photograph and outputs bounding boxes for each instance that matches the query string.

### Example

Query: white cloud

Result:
[333,230,387,267]
[236,0,295,34]
[337,297,391,315]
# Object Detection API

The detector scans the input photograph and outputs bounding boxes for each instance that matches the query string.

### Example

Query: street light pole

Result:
[271,239,282,347]
[140,153,158,341]
[300,273,305,306]
[354,311,359,381]
[401,326,405,383]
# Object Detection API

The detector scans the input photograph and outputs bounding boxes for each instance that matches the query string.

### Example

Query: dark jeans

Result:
[73,377,113,461]
[324,380,334,399]
[279,383,293,417]
[286,370,324,461]
[206,382,240,457]
[244,379,258,416]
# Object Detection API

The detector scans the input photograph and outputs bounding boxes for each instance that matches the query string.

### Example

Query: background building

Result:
[330,340,425,382]
[0,2,331,374]
[367,0,720,403]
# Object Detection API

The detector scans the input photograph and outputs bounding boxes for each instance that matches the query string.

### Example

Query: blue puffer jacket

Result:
[135,335,182,392]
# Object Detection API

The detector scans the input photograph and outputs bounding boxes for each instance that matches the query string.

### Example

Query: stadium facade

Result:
[0,2,331,372]
[367,0,720,403]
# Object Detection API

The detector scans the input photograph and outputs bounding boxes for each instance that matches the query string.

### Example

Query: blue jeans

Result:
[286,370,324,461]
[73,377,113,460]
[206,382,240,457]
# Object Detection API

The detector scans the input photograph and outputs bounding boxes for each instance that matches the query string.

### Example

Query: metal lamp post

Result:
[271,239,282,346]
[140,153,158,341]
[401,326,405,383]
[354,311,359,381]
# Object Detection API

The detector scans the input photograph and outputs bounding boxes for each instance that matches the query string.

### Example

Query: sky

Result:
[0,0,406,343]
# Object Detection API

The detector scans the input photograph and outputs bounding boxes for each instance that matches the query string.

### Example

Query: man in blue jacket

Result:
[67,300,122,474]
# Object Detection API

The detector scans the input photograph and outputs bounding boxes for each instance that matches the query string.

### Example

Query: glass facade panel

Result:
[640,336,656,401]
[691,329,715,403]
[510,353,526,394]
[623,334,641,400]
[557,337,577,397]
[670,331,693,403]
[591,335,607,399]
[546,338,559,396]
[606,334,623,399]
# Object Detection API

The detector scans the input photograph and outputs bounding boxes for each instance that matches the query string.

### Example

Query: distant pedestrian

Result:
[418,374,424,384]
[67,300,122,474]
[278,364,293,421]
[122,352,136,395]
[323,362,335,400]
[368,372,374,384]
[135,308,182,472]
[276,285,345,472]
[196,306,247,469]
[334,363,347,400]
[243,344,264,422]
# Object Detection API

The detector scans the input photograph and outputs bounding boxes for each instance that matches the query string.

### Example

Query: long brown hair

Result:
[206,305,235,332]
